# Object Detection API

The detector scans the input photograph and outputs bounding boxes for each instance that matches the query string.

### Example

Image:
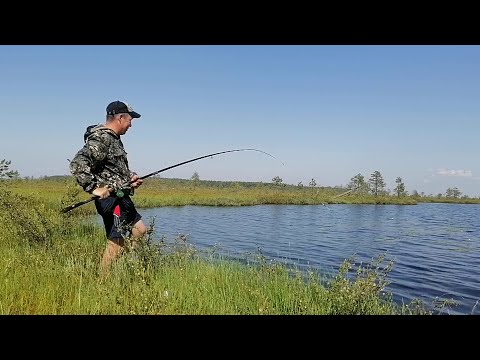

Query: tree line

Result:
[270,171,466,199]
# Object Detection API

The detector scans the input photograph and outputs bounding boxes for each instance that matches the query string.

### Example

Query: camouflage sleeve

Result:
[69,132,110,194]
[69,147,98,194]
[119,171,135,196]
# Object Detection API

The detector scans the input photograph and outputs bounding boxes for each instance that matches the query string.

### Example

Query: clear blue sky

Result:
[2,45,480,196]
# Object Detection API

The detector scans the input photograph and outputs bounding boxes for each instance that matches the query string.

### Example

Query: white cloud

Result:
[436,168,473,177]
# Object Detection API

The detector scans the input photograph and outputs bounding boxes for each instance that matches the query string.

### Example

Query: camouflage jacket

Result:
[69,124,137,195]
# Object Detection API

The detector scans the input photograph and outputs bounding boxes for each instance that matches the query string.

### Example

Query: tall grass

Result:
[0,178,436,314]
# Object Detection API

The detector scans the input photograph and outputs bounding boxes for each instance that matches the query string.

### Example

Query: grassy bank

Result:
[9,177,421,216]
[11,177,480,213]
[0,179,434,315]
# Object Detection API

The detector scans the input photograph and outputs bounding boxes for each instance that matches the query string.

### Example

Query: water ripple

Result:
[138,203,480,315]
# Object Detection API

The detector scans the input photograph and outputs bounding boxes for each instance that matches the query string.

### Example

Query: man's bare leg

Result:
[100,238,125,276]
[129,219,148,249]
[99,220,148,276]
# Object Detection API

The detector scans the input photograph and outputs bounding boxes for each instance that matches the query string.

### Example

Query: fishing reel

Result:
[115,188,133,198]
[114,183,132,198]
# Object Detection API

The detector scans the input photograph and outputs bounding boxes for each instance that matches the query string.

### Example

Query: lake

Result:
[134,203,480,315]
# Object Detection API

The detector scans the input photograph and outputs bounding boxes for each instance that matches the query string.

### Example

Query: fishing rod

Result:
[61,148,283,213]
[332,188,354,198]
[316,188,355,211]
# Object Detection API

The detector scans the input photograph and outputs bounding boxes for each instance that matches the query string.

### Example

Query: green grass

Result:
[8,177,421,214]
[0,236,414,314]
[0,179,436,315]
[12,176,479,211]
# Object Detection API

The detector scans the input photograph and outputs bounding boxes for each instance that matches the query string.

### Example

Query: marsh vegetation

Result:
[0,177,437,314]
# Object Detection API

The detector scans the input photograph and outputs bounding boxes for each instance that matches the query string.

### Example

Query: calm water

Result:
[134,203,480,315]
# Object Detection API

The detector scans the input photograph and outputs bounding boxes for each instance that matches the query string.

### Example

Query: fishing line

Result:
[61,148,283,213]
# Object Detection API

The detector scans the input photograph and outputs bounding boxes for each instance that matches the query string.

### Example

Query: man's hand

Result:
[92,186,112,199]
[131,174,143,189]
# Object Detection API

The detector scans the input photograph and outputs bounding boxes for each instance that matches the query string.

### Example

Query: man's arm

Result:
[70,133,109,194]
[85,134,112,197]
[69,148,98,194]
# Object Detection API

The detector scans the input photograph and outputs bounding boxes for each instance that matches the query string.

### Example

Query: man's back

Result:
[70,125,132,194]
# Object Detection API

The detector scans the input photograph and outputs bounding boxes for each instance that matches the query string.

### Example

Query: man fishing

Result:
[69,100,148,274]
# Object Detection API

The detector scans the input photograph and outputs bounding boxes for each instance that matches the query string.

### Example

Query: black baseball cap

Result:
[106,100,141,118]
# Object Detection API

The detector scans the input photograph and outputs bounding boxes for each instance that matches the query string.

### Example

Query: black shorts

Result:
[94,195,142,240]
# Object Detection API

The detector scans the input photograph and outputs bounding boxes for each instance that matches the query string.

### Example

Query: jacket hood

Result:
[83,124,108,143]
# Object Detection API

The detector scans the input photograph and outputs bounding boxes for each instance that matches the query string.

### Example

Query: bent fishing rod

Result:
[61,148,283,213]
